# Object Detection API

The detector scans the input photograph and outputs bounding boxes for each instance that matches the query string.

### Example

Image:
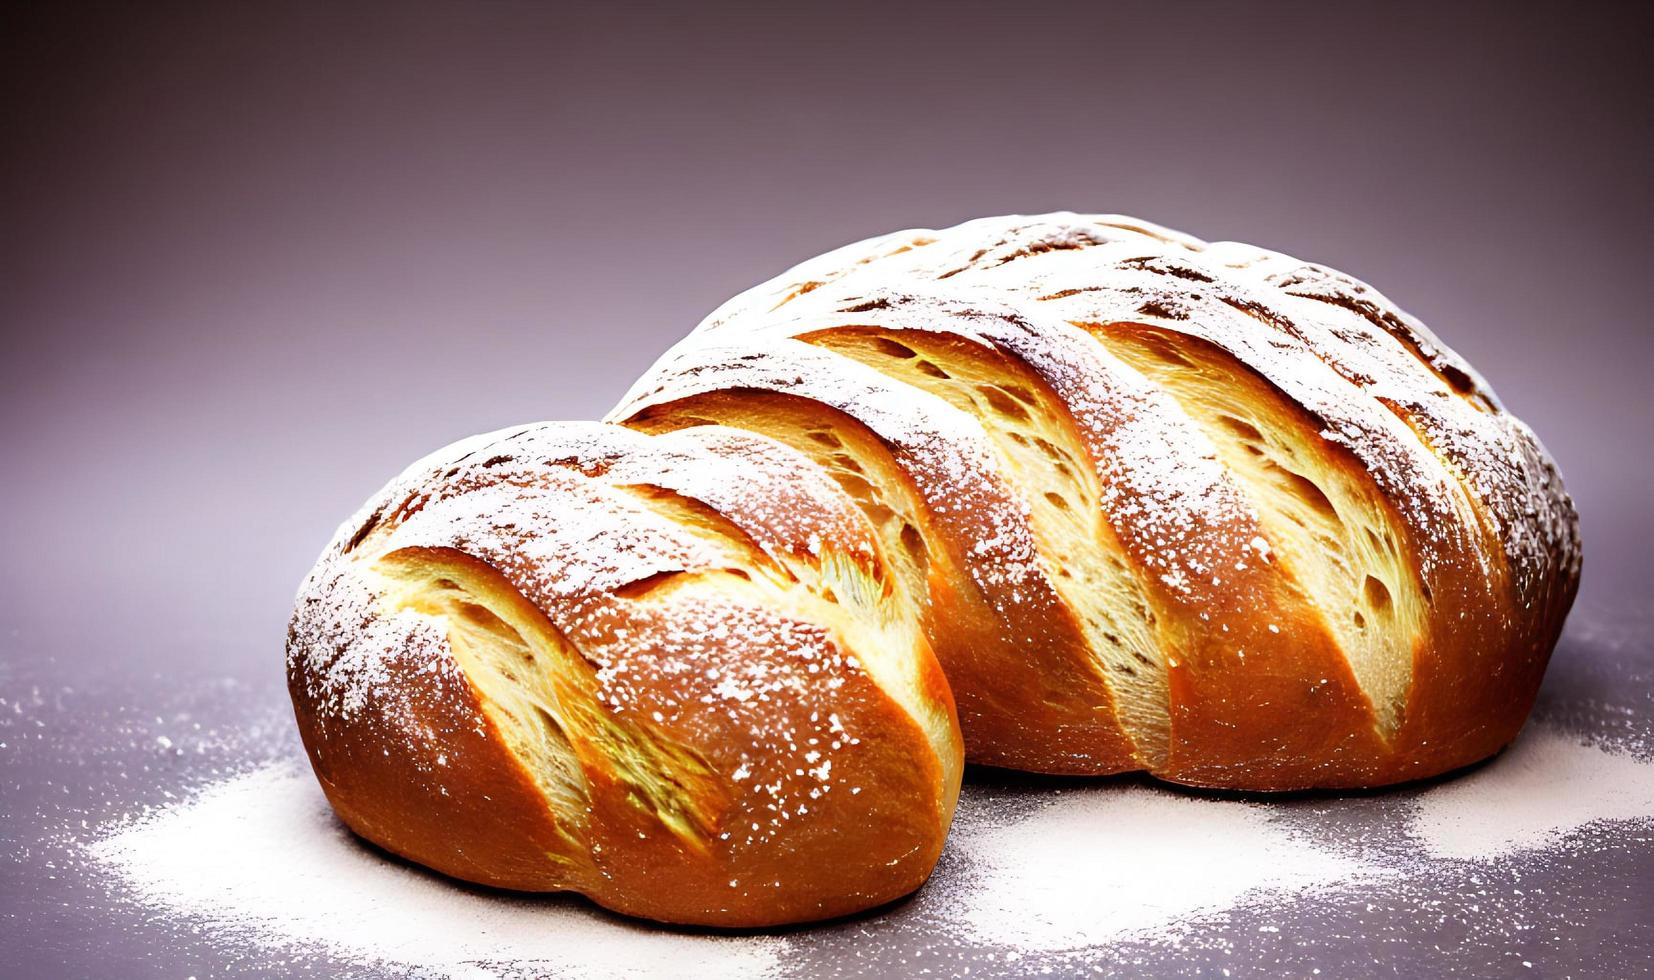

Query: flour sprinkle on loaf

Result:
[288,421,961,926]
[289,213,1580,925]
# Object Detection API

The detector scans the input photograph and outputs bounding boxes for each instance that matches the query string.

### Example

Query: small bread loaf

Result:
[288,213,1579,925]
[288,421,962,926]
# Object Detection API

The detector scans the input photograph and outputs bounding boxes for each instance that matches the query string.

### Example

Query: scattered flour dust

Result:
[1410,727,1654,860]
[85,724,1654,972]
[948,724,1654,953]
[951,786,1383,952]
[87,763,784,980]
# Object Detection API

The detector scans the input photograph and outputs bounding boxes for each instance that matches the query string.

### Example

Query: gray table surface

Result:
[4,600,1654,979]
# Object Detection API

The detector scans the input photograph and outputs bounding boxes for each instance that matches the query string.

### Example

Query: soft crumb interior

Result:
[621,477,955,763]
[800,328,1169,766]
[620,407,960,790]
[625,395,942,652]
[368,465,958,838]
[1096,325,1423,732]
[369,552,726,851]
[788,543,960,804]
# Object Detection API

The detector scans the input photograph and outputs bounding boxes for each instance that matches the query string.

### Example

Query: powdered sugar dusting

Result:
[627,211,1578,605]
[976,246,1490,586]
[382,471,731,607]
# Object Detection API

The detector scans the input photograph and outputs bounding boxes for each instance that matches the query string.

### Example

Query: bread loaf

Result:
[288,213,1580,925]
[288,421,962,926]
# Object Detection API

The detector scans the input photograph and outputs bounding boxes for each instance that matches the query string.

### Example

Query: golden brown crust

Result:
[626,387,1138,774]
[289,582,583,891]
[1090,322,1427,787]
[611,212,1581,790]
[287,422,962,926]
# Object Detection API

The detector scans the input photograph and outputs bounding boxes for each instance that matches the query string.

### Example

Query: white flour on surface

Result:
[1410,727,1654,860]
[948,786,1384,952]
[87,763,785,980]
[85,723,1654,973]
[940,723,1654,953]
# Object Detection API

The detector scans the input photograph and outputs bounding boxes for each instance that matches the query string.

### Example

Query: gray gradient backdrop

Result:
[5,0,1651,677]
[2,1,1652,976]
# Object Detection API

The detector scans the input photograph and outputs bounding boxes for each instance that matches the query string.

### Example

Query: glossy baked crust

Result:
[288,422,962,926]
[613,213,1581,789]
